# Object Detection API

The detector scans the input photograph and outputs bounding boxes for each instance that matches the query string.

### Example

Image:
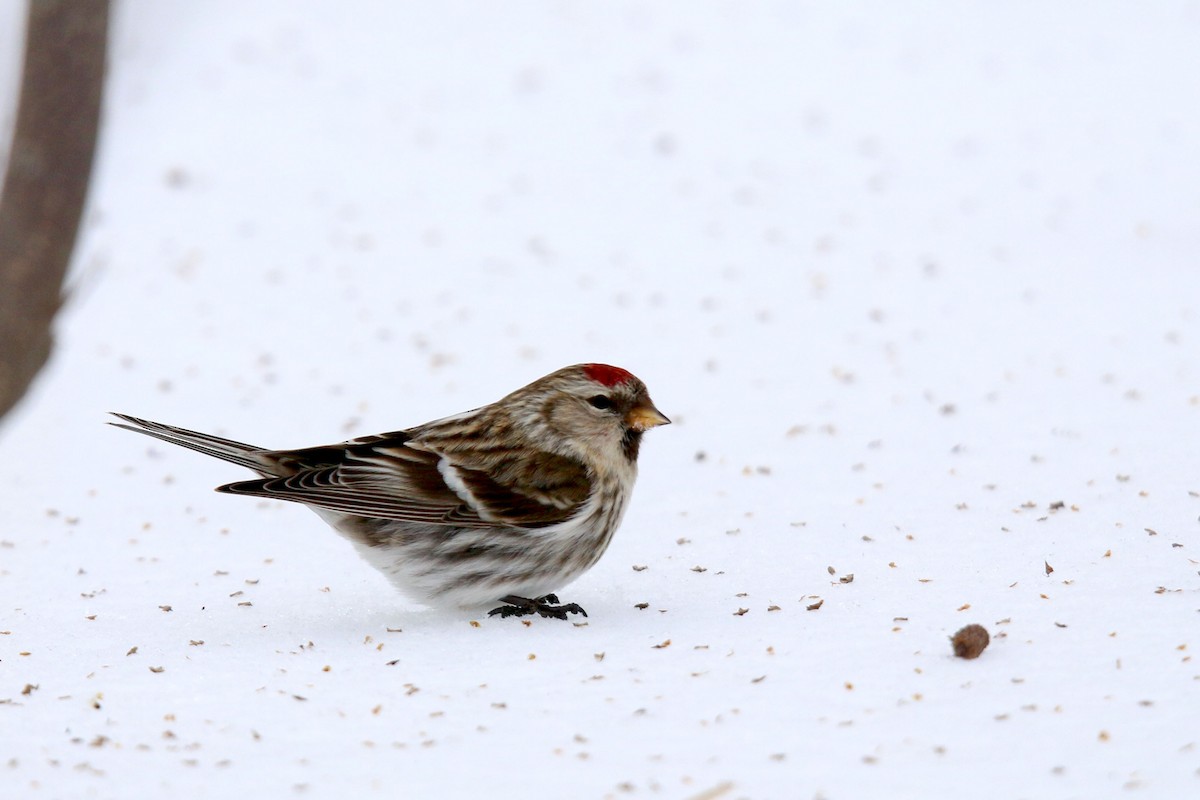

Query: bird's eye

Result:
[588,395,614,410]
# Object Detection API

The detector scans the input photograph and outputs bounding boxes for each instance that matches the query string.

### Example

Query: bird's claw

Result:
[488,593,588,620]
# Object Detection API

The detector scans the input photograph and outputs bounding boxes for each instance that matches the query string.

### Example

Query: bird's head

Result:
[511,363,669,464]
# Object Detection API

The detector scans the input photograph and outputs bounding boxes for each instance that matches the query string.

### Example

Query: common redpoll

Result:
[111,364,669,620]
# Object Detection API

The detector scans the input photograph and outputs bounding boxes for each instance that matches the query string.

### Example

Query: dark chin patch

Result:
[621,428,643,461]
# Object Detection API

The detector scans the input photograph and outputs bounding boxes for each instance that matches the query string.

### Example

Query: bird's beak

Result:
[626,401,671,432]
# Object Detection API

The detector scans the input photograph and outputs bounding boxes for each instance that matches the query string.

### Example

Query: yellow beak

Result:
[626,402,671,432]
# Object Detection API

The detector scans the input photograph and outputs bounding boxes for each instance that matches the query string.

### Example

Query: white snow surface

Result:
[2,3,1199,798]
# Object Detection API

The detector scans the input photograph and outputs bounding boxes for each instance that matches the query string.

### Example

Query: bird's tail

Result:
[109,413,276,476]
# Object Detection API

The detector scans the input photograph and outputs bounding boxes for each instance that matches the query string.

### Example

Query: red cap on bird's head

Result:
[583,363,635,387]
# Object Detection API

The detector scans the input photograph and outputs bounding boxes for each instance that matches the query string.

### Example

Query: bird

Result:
[110,363,669,620]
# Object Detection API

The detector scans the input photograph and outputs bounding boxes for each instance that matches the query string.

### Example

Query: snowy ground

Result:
[2,2,1199,798]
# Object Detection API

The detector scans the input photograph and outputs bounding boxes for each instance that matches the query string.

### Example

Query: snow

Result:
[2,2,1199,798]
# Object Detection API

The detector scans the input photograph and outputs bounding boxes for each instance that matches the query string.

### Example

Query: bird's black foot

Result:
[487,593,588,620]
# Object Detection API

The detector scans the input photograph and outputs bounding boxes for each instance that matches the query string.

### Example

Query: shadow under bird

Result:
[110,363,669,620]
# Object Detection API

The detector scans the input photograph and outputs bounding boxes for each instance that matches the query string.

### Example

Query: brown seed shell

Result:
[951,624,990,659]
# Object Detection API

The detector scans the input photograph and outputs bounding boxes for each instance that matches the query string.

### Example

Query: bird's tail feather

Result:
[109,413,275,475]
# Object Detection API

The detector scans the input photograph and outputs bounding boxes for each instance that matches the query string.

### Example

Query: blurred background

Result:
[4,2,1197,445]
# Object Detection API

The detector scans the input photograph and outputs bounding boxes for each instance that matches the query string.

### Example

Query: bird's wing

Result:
[218,432,592,529]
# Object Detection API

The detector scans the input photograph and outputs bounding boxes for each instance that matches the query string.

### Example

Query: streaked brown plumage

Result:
[110,364,668,619]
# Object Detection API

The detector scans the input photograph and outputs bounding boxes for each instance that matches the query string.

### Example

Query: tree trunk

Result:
[0,0,109,422]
